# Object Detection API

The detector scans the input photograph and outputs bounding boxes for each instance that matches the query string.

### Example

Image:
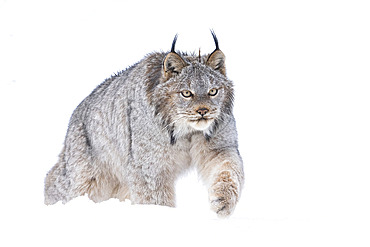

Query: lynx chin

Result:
[44,31,244,217]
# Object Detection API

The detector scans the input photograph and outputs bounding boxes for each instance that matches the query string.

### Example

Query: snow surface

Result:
[1,0,370,246]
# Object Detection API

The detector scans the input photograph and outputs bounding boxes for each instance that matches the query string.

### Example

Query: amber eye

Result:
[181,90,193,98]
[208,88,218,96]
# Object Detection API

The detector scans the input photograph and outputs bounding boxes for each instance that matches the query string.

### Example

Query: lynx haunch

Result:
[44,31,244,217]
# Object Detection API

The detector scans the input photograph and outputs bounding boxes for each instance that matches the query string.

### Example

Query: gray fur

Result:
[44,33,244,217]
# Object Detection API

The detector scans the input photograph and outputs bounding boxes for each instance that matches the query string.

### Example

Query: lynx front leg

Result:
[197,151,244,217]
[209,163,242,217]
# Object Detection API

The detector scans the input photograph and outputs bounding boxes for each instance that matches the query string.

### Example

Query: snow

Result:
[1,0,370,246]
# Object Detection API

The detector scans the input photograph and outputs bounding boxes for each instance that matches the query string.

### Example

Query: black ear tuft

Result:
[206,30,226,76]
[171,34,178,53]
[210,29,219,50]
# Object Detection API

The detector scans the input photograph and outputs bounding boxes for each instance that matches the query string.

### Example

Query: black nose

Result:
[196,108,209,116]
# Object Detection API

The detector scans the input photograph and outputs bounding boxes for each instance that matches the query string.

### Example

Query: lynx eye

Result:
[208,88,218,96]
[181,90,193,98]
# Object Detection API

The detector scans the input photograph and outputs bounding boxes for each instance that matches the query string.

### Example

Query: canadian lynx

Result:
[44,31,244,217]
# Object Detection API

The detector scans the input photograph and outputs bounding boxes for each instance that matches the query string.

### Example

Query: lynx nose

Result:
[196,108,209,117]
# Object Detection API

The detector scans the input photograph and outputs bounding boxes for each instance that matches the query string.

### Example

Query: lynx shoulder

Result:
[44,31,244,217]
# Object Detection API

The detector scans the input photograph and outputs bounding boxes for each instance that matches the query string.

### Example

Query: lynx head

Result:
[146,31,234,144]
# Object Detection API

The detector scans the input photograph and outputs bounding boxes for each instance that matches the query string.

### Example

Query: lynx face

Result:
[150,61,234,144]
[167,64,232,134]
[147,32,234,143]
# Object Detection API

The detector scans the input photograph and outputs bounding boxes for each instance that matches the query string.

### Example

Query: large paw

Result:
[209,171,239,218]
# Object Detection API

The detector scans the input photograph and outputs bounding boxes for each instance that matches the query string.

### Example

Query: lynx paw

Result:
[209,171,239,218]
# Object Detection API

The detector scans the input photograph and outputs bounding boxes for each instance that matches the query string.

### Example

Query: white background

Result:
[1,0,369,246]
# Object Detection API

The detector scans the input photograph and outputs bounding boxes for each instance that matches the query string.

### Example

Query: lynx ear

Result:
[163,52,187,79]
[163,35,187,80]
[206,50,226,75]
[206,30,226,76]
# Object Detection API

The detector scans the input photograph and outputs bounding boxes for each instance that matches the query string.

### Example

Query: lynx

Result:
[44,31,244,217]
